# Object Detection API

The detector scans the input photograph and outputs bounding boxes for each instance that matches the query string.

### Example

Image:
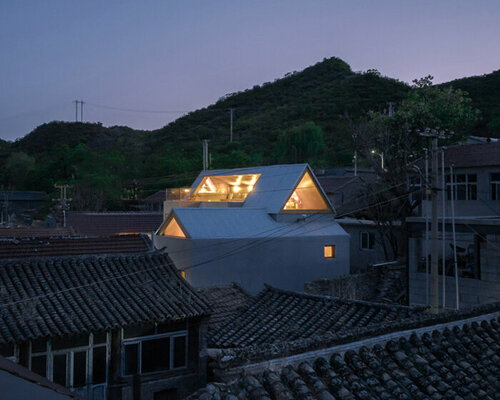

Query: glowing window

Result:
[161,217,186,238]
[190,174,261,202]
[283,171,330,212]
[324,245,336,258]
[179,270,186,279]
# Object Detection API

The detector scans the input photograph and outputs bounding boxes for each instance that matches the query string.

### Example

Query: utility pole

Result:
[202,140,210,170]
[229,108,234,142]
[419,128,447,313]
[73,100,79,121]
[80,100,84,122]
[54,184,72,227]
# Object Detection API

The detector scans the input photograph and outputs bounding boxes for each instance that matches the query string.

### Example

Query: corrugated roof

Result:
[170,208,347,239]
[442,141,500,168]
[0,253,210,344]
[189,164,333,214]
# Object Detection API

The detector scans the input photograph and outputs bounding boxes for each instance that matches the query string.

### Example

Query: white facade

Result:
[153,164,350,293]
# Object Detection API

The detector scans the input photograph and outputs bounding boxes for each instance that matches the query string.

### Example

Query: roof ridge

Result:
[261,285,423,311]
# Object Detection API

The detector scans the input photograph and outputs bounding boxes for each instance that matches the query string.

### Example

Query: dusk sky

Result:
[1,0,499,141]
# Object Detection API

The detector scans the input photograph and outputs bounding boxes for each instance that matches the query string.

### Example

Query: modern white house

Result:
[153,164,350,293]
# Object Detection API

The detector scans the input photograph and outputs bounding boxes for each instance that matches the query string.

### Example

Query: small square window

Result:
[324,245,335,258]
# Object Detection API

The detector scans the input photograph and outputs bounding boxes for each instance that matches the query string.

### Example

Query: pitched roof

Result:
[0,235,151,259]
[442,141,500,168]
[198,283,253,332]
[188,164,333,214]
[0,227,74,239]
[209,286,425,348]
[0,253,210,344]
[144,190,165,204]
[165,208,346,239]
[192,315,500,400]
[67,211,162,236]
[0,357,82,400]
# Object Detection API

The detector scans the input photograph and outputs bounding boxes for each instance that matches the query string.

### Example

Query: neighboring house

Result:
[153,164,350,294]
[0,226,74,239]
[67,211,163,237]
[337,218,399,273]
[0,190,48,224]
[143,190,165,212]
[0,356,82,400]
[197,284,252,335]
[408,141,500,308]
[192,304,500,400]
[0,239,210,400]
[305,261,408,304]
[189,283,500,400]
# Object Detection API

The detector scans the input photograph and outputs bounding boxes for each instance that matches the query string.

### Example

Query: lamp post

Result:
[371,149,384,170]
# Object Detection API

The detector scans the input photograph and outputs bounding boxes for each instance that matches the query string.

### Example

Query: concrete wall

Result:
[339,223,394,273]
[420,166,500,218]
[154,234,350,294]
[408,233,500,308]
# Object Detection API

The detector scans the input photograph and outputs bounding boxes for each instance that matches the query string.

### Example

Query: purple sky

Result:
[1,0,499,141]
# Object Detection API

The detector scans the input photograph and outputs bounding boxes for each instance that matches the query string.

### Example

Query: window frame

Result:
[29,333,110,390]
[446,173,477,201]
[121,330,188,376]
[360,231,375,250]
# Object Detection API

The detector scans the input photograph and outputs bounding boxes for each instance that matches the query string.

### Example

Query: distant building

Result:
[408,141,500,308]
[0,190,47,224]
[0,238,210,400]
[67,211,163,237]
[154,164,350,293]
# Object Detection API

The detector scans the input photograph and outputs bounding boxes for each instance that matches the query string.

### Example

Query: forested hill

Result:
[440,69,500,136]
[1,57,498,210]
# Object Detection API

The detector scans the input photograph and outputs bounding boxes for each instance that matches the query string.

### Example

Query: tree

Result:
[351,76,479,260]
[275,122,326,165]
[3,152,35,189]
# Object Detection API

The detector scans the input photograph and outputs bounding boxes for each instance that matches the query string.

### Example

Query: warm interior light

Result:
[190,174,261,202]
[283,171,329,212]
[161,217,186,238]
[324,245,336,258]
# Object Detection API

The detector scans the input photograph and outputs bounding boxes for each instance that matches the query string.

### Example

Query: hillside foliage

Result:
[0,57,497,211]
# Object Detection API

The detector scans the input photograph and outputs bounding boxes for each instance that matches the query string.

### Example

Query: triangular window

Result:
[282,170,330,212]
[160,216,187,238]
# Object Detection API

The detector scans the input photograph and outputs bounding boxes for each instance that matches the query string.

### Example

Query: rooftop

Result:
[0,356,82,399]
[0,226,74,239]
[67,211,162,236]
[209,286,426,349]
[0,253,210,344]
[198,283,253,333]
[0,234,151,259]
[192,313,500,400]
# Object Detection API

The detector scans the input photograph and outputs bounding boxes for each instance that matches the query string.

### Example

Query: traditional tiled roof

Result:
[0,227,74,239]
[0,235,151,259]
[0,191,47,202]
[191,315,500,400]
[67,211,162,236]
[0,253,210,344]
[209,286,425,348]
[198,283,253,333]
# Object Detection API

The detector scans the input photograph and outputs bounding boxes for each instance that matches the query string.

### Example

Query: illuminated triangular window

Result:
[161,216,187,238]
[282,170,330,212]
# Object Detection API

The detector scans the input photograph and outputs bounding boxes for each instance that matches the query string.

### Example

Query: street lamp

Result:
[371,149,384,170]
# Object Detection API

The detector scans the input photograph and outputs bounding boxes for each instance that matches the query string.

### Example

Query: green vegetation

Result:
[0,57,497,210]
